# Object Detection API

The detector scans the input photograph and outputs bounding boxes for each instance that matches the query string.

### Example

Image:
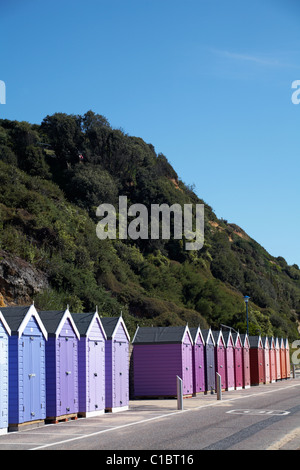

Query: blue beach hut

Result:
[0,304,48,431]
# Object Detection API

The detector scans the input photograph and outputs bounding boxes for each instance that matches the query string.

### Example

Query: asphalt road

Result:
[0,377,299,453]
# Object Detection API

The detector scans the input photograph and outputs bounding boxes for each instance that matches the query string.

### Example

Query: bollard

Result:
[177,376,183,410]
[216,373,222,400]
[293,364,296,379]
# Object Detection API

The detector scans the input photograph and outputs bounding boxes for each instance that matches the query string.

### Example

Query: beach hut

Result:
[275,337,281,380]
[262,337,270,384]
[212,330,227,391]
[202,329,216,393]
[240,334,251,389]
[38,308,80,422]
[268,337,276,383]
[102,316,130,412]
[232,332,244,390]
[222,330,235,391]
[72,311,107,417]
[249,336,264,385]
[190,327,205,394]
[280,338,287,379]
[132,325,193,398]
[285,338,291,379]
[0,311,11,434]
[0,304,47,431]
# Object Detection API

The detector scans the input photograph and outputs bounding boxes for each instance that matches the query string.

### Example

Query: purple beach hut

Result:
[38,307,80,422]
[132,325,194,398]
[101,316,130,412]
[72,310,107,417]
[189,326,206,394]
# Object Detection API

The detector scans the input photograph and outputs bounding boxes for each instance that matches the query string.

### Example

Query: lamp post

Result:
[243,295,250,335]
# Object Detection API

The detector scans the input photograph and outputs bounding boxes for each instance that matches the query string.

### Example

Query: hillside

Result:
[0,111,299,340]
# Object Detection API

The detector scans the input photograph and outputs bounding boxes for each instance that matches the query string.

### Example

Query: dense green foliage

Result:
[0,112,299,340]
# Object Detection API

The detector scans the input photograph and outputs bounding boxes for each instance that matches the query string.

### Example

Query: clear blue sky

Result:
[1,0,300,265]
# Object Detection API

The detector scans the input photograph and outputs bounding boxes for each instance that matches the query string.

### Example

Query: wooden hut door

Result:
[89,340,104,411]
[60,337,76,415]
[0,335,8,428]
[206,344,215,391]
[243,348,250,387]
[182,343,192,395]
[23,335,42,422]
[115,341,128,407]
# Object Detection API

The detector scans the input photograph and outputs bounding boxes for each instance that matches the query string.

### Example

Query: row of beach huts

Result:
[0,304,293,433]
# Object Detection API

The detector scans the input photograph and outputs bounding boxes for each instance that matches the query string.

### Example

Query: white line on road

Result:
[30,382,300,450]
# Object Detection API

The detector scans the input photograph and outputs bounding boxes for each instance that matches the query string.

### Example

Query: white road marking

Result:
[29,382,300,450]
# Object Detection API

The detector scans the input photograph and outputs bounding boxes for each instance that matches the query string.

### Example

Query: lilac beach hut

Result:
[101,316,130,412]
[71,311,107,417]
[132,325,194,398]
[189,326,206,394]
[38,308,80,422]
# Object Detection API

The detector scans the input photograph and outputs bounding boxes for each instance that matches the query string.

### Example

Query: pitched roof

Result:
[240,333,250,347]
[38,309,80,339]
[201,328,215,345]
[261,336,269,348]
[189,326,205,344]
[71,312,106,339]
[0,304,47,339]
[132,325,192,344]
[222,330,234,346]
[212,330,225,346]
[101,316,130,341]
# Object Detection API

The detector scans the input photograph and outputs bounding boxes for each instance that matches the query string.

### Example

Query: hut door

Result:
[60,337,76,414]
[89,340,104,411]
[182,343,192,395]
[243,348,250,386]
[0,336,8,428]
[23,335,42,422]
[206,344,215,391]
[115,341,128,407]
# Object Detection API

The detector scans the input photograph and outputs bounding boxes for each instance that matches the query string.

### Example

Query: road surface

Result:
[0,376,299,452]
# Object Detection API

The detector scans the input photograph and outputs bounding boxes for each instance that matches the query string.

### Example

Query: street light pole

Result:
[243,295,250,336]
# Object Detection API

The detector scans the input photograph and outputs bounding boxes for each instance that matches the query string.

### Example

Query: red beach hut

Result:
[190,327,206,394]
[285,338,291,379]
[212,330,227,391]
[275,337,281,380]
[232,332,243,390]
[280,338,287,379]
[268,337,276,383]
[222,330,235,391]
[262,337,270,384]
[240,334,251,389]
[249,336,264,385]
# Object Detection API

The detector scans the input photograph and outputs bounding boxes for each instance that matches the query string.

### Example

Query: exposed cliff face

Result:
[0,250,49,306]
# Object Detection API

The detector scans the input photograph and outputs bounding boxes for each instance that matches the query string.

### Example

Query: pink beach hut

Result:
[268,337,276,383]
[275,337,281,380]
[232,332,243,390]
[222,330,235,391]
[240,333,251,389]
[212,330,227,391]
[262,337,270,384]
